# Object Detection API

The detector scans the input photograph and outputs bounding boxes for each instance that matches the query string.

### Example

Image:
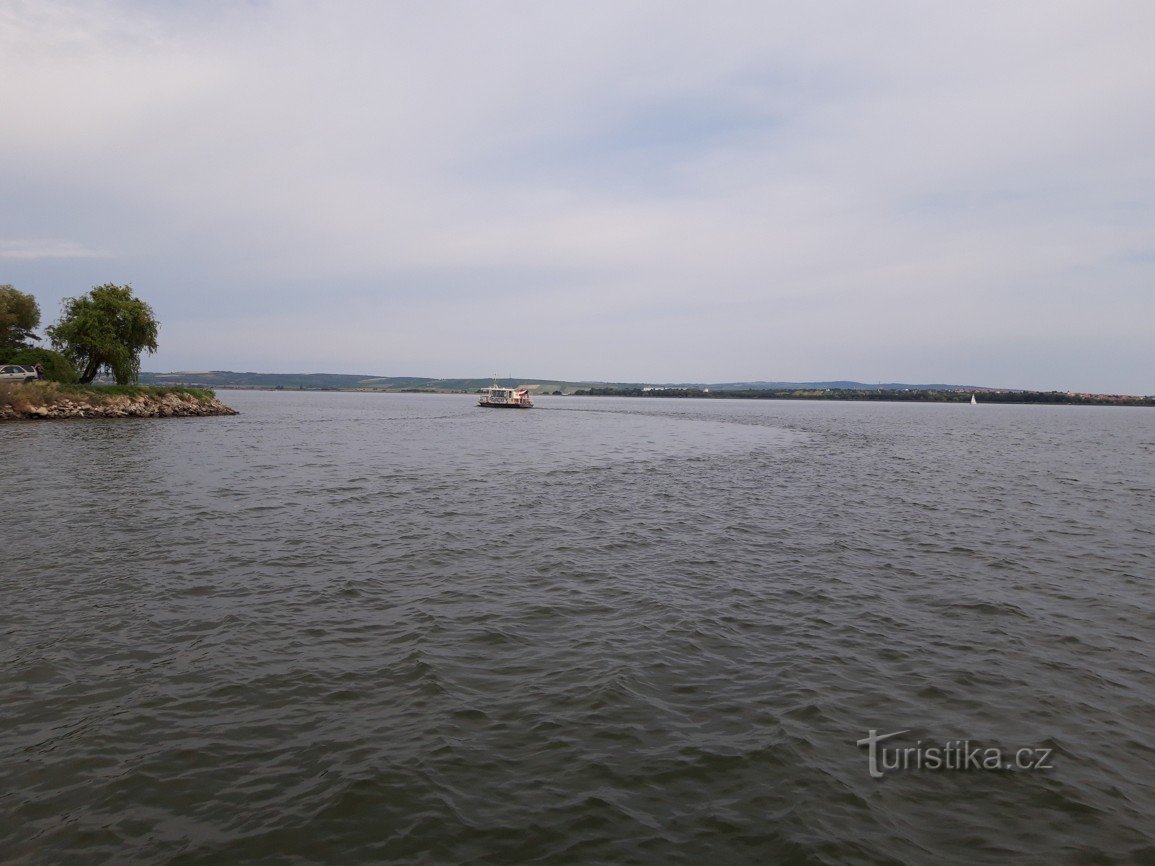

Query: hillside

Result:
[136,371,648,392]
[136,371,990,393]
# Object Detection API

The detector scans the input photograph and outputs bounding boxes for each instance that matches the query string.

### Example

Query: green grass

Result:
[66,383,217,400]
[1,381,217,409]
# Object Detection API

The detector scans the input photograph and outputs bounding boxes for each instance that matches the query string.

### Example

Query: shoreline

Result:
[178,384,1154,407]
[0,383,238,421]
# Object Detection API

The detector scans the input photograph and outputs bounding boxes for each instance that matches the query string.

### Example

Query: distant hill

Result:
[131,371,1153,404]
[671,380,995,392]
[139,371,437,390]
[136,370,992,393]
[136,371,636,392]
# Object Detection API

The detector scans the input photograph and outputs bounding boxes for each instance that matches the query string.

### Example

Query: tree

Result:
[5,347,78,383]
[47,284,159,384]
[0,285,41,350]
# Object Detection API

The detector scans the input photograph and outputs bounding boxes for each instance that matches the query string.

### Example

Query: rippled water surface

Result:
[2,392,1154,864]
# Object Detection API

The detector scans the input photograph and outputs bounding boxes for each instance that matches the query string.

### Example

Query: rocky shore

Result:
[0,389,238,421]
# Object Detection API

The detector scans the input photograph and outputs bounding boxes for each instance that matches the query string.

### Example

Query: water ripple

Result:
[2,394,1153,864]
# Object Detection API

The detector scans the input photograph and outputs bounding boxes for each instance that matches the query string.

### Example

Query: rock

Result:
[1,389,238,422]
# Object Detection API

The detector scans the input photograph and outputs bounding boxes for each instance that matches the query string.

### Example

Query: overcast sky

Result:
[2,1,1153,391]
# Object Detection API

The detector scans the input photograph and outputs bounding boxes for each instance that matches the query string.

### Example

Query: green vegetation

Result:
[0,285,41,350]
[1,380,216,409]
[570,386,1154,407]
[65,383,215,400]
[576,387,704,398]
[134,370,643,393]
[0,283,235,421]
[134,370,1151,406]
[0,287,76,382]
[2,347,78,383]
[48,284,159,384]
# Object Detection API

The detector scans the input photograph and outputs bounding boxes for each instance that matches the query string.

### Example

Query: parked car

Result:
[0,364,37,383]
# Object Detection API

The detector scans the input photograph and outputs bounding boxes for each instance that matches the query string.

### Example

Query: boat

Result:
[478,382,534,409]
[971,394,977,404]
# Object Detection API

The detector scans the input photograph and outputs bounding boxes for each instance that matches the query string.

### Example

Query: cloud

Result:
[1,0,1152,391]
[0,239,111,260]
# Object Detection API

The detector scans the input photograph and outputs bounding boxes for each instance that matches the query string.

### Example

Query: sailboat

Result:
[971,394,977,404]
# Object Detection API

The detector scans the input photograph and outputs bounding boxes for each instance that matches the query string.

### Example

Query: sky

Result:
[2,1,1153,393]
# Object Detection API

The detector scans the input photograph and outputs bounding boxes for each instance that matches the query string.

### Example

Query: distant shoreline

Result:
[133,371,1152,404]
[568,387,1154,407]
[177,383,1154,407]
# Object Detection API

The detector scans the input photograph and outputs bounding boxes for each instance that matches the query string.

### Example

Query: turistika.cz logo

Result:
[857,729,1055,779]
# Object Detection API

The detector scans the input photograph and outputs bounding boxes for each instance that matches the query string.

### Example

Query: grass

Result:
[1,380,217,409]
[64,383,217,400]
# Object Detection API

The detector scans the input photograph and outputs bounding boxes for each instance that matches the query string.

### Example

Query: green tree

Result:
[5,347,79,383]
[47,284,159,384]
[0,285,41,350]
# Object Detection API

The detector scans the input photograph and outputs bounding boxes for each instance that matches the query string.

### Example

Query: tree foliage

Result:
[0,284,41,349]
[4,347,79,383]
[47,284,159,384]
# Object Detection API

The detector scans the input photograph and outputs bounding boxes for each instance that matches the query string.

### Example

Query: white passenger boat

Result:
[478,382,534,408]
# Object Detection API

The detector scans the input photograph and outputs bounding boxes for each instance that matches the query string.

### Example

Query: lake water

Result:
[2,392,1153,864]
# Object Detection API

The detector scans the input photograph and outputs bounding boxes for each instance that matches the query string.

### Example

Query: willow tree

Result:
[0,284,41,351]
[48,284,159,384]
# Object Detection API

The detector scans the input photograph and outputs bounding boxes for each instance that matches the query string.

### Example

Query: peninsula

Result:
[0,382,238,421]
[1,283,238,421]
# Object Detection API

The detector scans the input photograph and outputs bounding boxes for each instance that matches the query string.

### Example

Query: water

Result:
[2,392,1153,864]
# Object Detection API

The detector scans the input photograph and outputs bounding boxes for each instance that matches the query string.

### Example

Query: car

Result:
[0,364,37,383]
